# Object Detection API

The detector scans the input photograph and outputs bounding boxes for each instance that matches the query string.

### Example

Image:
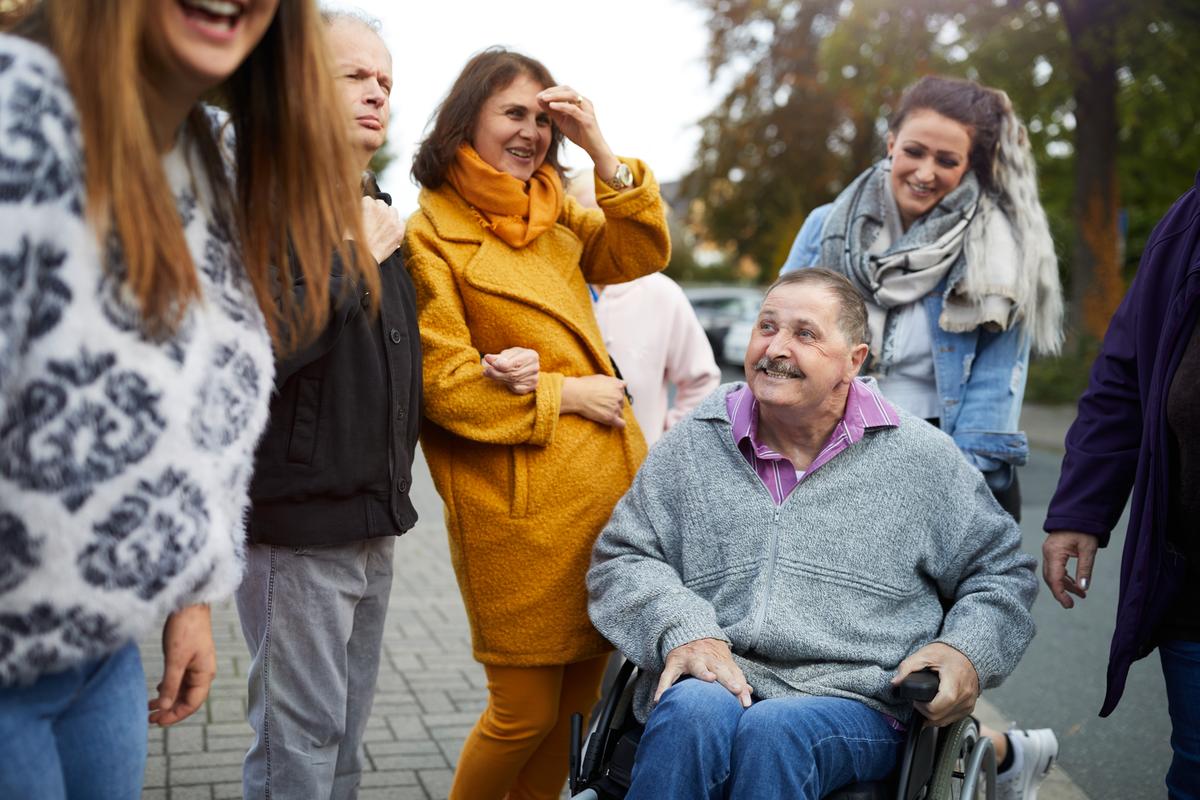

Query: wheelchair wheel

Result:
[924,717,992,800]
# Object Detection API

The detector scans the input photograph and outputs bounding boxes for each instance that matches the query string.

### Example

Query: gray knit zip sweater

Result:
[587,384,1037,723]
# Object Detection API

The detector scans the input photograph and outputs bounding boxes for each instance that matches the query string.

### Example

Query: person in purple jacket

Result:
[1044,172,1200,796]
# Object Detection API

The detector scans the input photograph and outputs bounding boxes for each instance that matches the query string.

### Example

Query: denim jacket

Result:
[781,204,1030,476]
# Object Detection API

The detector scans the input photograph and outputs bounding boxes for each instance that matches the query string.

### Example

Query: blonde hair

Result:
[4,0,378,349]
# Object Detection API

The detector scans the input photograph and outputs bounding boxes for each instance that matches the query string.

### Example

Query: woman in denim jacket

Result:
[781,76,1063,520]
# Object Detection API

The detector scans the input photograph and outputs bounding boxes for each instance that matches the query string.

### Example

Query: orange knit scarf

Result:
[445,144,564,249]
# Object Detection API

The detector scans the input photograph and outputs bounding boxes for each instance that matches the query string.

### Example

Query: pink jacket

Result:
[592,273,721,445]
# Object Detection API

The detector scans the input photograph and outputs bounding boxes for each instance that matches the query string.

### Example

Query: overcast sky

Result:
[331,0,721,214]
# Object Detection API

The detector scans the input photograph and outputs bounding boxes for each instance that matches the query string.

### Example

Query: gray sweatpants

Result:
[235,538,395,800]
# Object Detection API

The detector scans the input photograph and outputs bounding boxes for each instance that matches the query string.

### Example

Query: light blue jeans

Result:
[626,679,904,800]
[0,641,147,799]
[1161,640,1200,799]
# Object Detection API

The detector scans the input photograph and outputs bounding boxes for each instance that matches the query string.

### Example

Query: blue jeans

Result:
[626,679,904,800]
[1161,640,1200,799]
[0,641,147,799]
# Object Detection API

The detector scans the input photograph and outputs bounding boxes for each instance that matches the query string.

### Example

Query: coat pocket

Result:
[286,376,322,464]
[510,446,529,518]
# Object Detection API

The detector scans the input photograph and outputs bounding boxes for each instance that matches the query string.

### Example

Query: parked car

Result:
[722,315,756,366]
[682,286,763,362]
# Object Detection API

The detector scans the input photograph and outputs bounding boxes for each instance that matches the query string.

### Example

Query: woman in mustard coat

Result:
[404,48,670,800]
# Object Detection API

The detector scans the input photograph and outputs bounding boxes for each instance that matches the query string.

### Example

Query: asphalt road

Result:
[990,449,1172,800]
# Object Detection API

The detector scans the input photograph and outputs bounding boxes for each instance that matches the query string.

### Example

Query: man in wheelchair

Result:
[586,269,1041,799]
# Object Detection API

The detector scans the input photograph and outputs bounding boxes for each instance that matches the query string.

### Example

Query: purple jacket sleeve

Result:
[1043,302,1140,545]
[1043,208,1184,546]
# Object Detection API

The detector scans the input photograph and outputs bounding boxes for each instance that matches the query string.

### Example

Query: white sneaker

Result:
[995,727,1058,800]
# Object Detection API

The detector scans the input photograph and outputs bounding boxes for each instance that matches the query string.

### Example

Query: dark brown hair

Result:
[767,268,869,348]
[890,75,1008,195]
[411,47,564,189]
[4,0,377,350]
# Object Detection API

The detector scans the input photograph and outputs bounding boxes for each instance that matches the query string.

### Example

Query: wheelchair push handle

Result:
[894,668,940,703]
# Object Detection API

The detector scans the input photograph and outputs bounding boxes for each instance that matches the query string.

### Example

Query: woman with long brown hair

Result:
[405,48,670,799]
[0,1,376,796]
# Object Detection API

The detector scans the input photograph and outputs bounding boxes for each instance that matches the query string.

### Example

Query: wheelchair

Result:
[568,659,997,800]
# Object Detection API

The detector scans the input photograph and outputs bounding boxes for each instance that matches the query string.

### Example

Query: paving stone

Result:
[367,739,442,756]
[205,677,243,693]
[452,698,487,714]
[372,700,421,716]
[205,734,250,753]
[372,690,417,705]
[436,737,465,769]
[211,782,242,799]
[165,726,204,755]
[387,653,426,671]
[144,755,167,788]
[169,750,245,769]
[386,714,432,740]
[360,769,421,787]
[427,724,474,741]
[421,711,481,727]
[361,724,398,743]
[358,788,429,800]
[168,765,243,786]
[168,786,213,800]
[203,721,252,738]
[205,698,244,723]
[418,768,455,800]
[415,691,456,714]
[372,753,450,771]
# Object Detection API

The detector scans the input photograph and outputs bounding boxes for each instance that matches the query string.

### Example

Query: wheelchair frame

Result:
[568,660,997,800]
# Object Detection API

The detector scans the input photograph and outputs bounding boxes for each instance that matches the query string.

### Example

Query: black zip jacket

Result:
[247,187,422,545]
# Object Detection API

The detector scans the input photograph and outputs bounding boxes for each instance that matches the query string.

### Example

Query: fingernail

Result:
[1079,577,1089,591]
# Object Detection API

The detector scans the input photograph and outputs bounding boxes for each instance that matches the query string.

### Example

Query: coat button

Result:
[390,328,402,344]
[396,406,407,420]
[397,477,409,494]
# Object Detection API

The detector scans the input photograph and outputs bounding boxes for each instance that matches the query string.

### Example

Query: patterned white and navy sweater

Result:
[0,35,274,684]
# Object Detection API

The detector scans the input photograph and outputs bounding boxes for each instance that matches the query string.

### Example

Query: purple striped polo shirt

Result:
[726,378,900,505]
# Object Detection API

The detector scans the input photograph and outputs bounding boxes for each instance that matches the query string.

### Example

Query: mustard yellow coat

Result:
[405,160,670,666]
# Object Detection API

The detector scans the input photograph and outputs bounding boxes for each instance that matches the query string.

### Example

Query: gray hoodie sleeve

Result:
[932,454,1039,689]
[587,433,728,672]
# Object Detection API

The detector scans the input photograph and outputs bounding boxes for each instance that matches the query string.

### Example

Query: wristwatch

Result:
[605,162,634,191]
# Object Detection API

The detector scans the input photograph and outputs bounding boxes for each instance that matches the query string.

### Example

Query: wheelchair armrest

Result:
[894,668,939,703]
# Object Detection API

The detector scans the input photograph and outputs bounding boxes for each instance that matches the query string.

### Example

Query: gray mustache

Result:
[754,357,803,378]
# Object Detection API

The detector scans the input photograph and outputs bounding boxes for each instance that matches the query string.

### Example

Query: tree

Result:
[368,140,397,180]
[1058,0,1122,339]
[950,0,1200,339]
[682,0,844,272]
